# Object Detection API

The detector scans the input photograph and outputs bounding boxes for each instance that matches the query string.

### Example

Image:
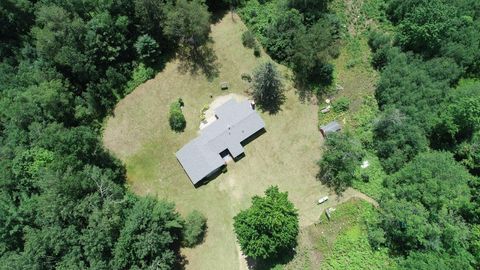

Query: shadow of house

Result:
[176,98,266,186]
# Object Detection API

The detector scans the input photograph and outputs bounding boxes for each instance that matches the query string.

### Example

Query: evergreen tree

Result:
[252,62,285,113]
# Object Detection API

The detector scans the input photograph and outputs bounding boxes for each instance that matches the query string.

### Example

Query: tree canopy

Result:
[0,0,218,267]
[318,132,365,195]
[375,152,473,256]
[233,186,299,260]
[252,62,285,113]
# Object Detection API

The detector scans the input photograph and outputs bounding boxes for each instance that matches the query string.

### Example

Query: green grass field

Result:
[285,199,397,270]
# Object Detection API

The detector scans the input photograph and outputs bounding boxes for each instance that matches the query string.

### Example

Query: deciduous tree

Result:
[233,186,298,260]
[318,132,365,195]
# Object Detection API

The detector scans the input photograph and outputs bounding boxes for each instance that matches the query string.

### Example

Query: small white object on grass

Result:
[318,196,329,204]
[320,105,331,114]
[361,160,370,169]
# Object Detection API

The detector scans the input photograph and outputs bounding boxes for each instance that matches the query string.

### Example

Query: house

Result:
[320,120,341,137]
[176,98,265,185]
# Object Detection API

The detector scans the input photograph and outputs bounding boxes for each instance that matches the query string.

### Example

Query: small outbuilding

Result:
[320,121,341,137]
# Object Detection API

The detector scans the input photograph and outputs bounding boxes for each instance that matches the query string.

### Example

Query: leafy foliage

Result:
[112,196,183,269]
[233,186,299,260]
[134,34,161,65]
[125,63,155,95]
[319,200,397,270]
[331,97,350,113]
[239,0,340,97]
[0,0,221,267]
[164,0,211,51]
[241,30,256,48]
[183,210,207,247]
[373,109,428,174]
[318,132,365,195]
[374,152,472,256]
[264,9,305,63]
[169,100,186,132]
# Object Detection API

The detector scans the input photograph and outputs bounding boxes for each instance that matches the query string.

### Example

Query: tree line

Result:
[238,0,340,98]
[318,0,480,268]
[0,0,215,268]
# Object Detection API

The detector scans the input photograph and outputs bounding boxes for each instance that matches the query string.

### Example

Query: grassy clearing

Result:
[318,0,391,128]
[103,13,369,270]
[285,199,397,270]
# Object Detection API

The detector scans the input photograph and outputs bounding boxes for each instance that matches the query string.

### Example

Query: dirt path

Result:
[346,189,379,207]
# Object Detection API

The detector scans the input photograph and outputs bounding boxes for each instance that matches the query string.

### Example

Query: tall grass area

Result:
[318,200,397,270]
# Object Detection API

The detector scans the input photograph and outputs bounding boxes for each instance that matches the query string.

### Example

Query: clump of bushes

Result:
[253,44,261,57]
[125,63,155,95]
[332,97,351,113]
[367,30,391,52]
[182,210,207,247]
[242,30,261,57]
[169,100,186,132]
[242,30,256,48]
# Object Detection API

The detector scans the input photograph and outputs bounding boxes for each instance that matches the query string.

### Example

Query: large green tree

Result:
[317,132,365,195]
[112,196,183,269]
[252,62,285,113]
[164,0,211,52]
[373,109,428,174]
[398,1,456,55]
[233,186,299,260]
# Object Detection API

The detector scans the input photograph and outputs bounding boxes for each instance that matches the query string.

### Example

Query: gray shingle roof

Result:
[176,98,265,185]
[320,121,341,137]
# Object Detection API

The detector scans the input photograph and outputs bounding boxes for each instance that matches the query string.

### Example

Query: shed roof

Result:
[176,98,265,185]
[320,121,341,136]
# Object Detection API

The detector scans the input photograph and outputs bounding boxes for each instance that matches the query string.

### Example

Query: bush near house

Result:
[169,100,186,132]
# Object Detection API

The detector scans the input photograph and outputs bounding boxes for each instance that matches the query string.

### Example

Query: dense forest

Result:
[316,0,480,268]
[368,1,480,268]
[0,0,217,268]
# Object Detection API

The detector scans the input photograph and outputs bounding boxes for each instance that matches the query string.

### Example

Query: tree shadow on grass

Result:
[177,42,220,81]
[245,248,296,270]
[257,93,286,115]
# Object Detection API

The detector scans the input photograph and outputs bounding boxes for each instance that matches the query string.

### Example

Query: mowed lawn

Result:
[103,13,364,270]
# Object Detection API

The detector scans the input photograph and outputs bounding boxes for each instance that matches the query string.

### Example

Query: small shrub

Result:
[242,30,256,48]
[241,73,252,82]
[371,46,390,70]
[125,63,155,95]
[183,210,207,247]
[253,44,261,57]
[332,97,351,113]
[367,31,390,52]
[169,100,186,132]
[361,173,370,183]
